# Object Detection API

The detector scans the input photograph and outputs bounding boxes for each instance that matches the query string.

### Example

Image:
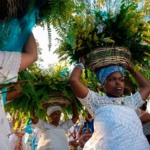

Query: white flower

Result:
[96,24,106,34]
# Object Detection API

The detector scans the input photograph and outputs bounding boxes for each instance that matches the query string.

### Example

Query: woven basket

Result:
[42,92,71,109]
[0,0,29,21]
[85,46,131,72]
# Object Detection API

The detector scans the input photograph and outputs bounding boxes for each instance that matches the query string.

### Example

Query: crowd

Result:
[1,38,150,149]
[6,99,150,150]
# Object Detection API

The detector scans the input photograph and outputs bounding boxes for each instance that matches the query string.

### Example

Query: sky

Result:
[33,25,59,68]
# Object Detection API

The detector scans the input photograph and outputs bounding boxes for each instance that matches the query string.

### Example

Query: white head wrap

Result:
[47,106,62,116]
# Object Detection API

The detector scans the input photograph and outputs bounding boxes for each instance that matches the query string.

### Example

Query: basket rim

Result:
[41,92,71,109]
[85,46,131,72]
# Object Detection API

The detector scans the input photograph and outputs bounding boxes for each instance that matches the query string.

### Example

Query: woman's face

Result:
[48,111,61,125]
[103,72,125,97]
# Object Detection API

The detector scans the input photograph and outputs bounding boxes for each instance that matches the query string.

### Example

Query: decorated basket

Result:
[85,46,131,72]
[42,92,71,109]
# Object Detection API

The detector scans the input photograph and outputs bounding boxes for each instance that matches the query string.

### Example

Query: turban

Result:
[95,65,124,85]
[47,106,61,116]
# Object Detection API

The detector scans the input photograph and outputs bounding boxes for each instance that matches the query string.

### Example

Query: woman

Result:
[0,2,38,149]
[31,104,79,150]
[0,32,37,150]
[69,60,150,150]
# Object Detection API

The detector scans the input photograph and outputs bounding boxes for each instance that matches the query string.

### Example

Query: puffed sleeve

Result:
[0,52,21,83]
[77,89,104,116]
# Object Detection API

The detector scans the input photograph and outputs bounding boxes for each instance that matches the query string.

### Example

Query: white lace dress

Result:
[0,52,21,150]
[78,90,150,150]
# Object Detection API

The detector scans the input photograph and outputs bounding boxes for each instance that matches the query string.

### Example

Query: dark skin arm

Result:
[127,63,150,101]
[7,33,37,100]
[6,83,21,102]
[140,109,150,124]
[78,133,92,148]
[71,102,79,124]
[19,32,38,72]
[69,58,88,99]
[30,109,39,124]
[69,139,79,148]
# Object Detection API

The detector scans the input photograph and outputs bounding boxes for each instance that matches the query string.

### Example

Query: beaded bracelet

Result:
[75,63,85,69]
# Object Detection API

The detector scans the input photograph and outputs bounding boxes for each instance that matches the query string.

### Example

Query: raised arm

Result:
[69,63,89,99]
[127,63,150,100]
[30,109,39,124]
[19,32,38,72]
[71,102,79,124]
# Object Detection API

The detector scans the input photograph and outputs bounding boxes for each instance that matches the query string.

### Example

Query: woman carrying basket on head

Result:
[0,1,39,149]
[69,57,150,150]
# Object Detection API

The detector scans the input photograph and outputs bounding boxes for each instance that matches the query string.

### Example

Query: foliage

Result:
[5,63,91,120]
[55,0,150,64]
[35,0,86,50]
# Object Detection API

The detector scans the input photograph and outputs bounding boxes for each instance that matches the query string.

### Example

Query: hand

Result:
[79,56,85,65]
[78,134,92,148]
[15,131,25,137]
[69,139,79,148]
[126,62,135,74]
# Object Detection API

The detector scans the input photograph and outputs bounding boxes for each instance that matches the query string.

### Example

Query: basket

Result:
[0,0,29,21]
[42,92,71,109]
[85,46,131,72]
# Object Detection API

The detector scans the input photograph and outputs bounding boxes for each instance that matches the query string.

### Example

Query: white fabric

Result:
[67,124,79,142]
[143,122,150,136]
[78,90,150,150]
[0,52,21,83]
[46,106,61,116]
[0,134,11,150]
[0,52,21,150]
[9,133,26,150]
[0,94,11,137]
[36,119,74,150]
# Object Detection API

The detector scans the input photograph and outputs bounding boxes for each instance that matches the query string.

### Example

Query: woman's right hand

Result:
[79,56,85,65]
[69,56,89,99]
[78,133,92,148]
[126,62,136,75]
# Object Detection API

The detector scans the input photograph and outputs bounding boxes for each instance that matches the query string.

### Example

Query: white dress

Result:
[0,52,21,83]
[36,119,74,150]
[0,52,21,150]
[78,90,150,150]
[9,132,26,150]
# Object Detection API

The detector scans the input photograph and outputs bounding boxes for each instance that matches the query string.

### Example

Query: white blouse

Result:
[36,119,74,150]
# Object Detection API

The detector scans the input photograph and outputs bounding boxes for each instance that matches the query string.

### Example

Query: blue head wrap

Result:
[95,65,124,85]
[0,7,39,52]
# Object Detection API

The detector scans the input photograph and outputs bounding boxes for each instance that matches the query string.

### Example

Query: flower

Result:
[55,1,150,64]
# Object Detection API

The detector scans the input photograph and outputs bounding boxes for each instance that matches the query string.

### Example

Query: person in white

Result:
[0,32,38,150]
[69,60,150,150]
[31,103,79,150]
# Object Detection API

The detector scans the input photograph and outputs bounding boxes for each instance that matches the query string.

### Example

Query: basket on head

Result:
[85,46,131,72]
[0,0,30,21]
[42,92,71,109]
